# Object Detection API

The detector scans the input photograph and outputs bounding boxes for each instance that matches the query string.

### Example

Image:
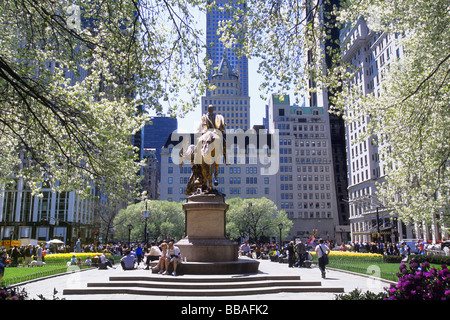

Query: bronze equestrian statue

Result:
[180,105,226,195]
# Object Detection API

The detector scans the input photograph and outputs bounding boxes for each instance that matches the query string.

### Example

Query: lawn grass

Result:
[1,255,122,287]
[1,264,93,287]
[327,261,442,282]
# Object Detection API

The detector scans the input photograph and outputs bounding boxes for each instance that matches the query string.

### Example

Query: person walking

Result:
[315,239,330,279]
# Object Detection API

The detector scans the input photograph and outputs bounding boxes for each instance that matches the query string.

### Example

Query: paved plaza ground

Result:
[16,257,395,301]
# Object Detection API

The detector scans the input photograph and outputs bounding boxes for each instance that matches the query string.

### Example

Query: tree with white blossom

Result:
[0,0,210,200]
[218,0,449,228]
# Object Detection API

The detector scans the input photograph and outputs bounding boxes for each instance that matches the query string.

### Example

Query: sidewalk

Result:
[16,258,395,300]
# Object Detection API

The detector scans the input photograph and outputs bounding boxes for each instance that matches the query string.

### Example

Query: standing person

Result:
[295,240,306,268]
[23,244,33,267]
[36,245,43,262]
[76,239,82,253]
[315,239,330,279]
[11,246,20,267]
[164,241,182,276]
[135,243,143,266]
[0,251,7,283]
[286,241,295,268]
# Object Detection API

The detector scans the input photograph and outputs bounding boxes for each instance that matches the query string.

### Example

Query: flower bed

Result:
[43,252,111,264]
[386,259,450,300]
[310,251,384,264]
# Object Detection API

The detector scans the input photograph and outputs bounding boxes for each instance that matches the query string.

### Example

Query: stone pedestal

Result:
[175,192,259,274]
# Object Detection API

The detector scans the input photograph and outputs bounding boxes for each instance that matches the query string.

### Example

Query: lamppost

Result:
[278,222,283,249]
[127,223,133,247]
[247,202,252,241]
[143,200,150,245]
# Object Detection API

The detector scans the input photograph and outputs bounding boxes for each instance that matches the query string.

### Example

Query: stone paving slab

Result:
[15,257,394,301]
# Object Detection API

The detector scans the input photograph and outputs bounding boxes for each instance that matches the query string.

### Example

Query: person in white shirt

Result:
[145,242,162,270]
[315,239,330,279]
[100,249,115,269]
[164,241,182,276]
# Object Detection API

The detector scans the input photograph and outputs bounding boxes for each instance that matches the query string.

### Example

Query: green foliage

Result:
[225,197,293,241]
[113,200,185,241]
[335,288,388,300]
[406,254,450,266]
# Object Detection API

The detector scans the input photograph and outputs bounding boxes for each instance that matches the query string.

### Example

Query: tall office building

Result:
[206,0,248,96]
[204,0,250,130]
[142,116,178,173]
[267,94,345,242]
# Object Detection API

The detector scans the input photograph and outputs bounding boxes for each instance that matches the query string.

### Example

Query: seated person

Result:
[164,241,182,276]
[157,242,168,274]
[145,242,162,270]
[85,257,92,266]
[239,241,251,257]
[100,249,115,269]
[120,250,136,270]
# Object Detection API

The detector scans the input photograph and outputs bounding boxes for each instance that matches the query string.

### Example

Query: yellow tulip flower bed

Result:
[43,252,111,264]
[310,251,384,263]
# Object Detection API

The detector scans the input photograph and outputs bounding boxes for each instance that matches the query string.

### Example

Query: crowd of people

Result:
[335,239,450,257]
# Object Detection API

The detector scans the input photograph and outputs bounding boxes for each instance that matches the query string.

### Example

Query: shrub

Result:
[382,255,403,263]
[386,258,450,300]
[335,288,387,300]
[0,286,28,300]
[407,254,450,266]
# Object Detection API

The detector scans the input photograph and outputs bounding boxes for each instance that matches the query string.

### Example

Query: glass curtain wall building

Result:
[206,0,248,96]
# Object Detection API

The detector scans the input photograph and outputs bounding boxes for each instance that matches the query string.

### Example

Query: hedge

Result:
[407,254,450,265]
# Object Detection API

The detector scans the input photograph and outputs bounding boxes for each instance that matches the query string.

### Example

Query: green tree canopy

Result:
[113,200,185,242]
[226,197,293,242]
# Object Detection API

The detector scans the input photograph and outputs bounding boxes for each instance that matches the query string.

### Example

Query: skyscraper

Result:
[267,94,344,242]
[206,0,248,96]
[203,0,250,130]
